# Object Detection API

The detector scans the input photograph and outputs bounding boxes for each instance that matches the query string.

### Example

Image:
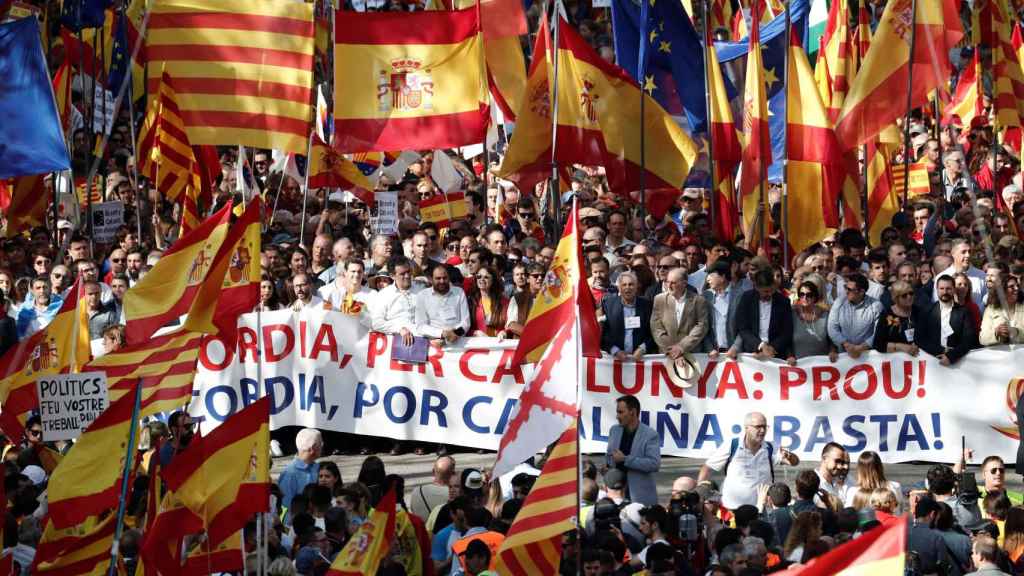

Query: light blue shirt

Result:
[827,295,883,347]
[278,458,319,510]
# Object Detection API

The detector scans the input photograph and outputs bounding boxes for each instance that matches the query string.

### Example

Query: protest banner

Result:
[191,309,1024,463]
[36,372,109,442]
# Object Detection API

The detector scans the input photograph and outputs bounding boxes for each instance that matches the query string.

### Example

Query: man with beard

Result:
[917,275,978,365]
[816,443,853,507]
[159,411,195,467]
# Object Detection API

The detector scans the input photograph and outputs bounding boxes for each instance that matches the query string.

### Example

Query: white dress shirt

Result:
[758,299,772,343]
[372,283,422,334]
[414,286,471,338]
[673,293,686,324]
[712,288,732,349]
[291,295,324,311]
[939,301,954,347]
[318,282,373,310]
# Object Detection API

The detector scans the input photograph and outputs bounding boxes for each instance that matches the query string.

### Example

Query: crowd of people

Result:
[2,0,1024,572]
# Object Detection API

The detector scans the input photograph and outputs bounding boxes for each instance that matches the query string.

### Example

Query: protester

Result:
[604,395,661,506]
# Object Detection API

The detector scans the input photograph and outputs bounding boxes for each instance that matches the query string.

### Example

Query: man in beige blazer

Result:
[652,268,710,359]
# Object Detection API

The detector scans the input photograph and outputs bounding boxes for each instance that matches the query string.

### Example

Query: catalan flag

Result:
[123,202,232,343]
[782,515,905,574]
[494,201,599,478]
[706,21,741,241]
[326,488,397,576]
[496,420,577,575]
[1,174,48,237]
[161,396,270,548]
[307,135,375,206]
[834,0,962,149]
[137,71,199,204]
[496,17,555,194]
[943,50,982,127]
[988,0,1024,132]
[739,0,772,244]
[814,0,856,120]
[146,0,315,154]
[709,0,734,33]
[46,381,139,529]
[786,28,842,255]
[333,9,488,152]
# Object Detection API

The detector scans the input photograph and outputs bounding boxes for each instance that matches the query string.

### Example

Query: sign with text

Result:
[91,201,124,243]
[372,191,398,236]
[191,309,1024,464]
[36,372,109,442]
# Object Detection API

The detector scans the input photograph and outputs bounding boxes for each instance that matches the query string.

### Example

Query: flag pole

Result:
[861,143,869,238]
[125,48,144,247]
[299,132,314,250]
[756,8,768,250]
[637,2,648,238]
[549,1,564,233]
[780,0,791,271]
[571,196,584,576]
[107,381,143,576]
[899,0,918,208]
[703,0,718,242]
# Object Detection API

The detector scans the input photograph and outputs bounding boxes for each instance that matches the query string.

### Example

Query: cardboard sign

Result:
[91,201,124,243]
[36,372,109,442]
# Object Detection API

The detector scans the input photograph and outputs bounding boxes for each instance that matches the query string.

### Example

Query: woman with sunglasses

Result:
[788,280,837,365]
[468,266,509,338]
[872,280,919,356]
[980,275,1024,345]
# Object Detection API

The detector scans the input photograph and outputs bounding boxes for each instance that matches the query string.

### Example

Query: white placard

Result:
[91,84,115,135]
[91,201,124,243]
[372,191,398,236]
[36,372,109,442]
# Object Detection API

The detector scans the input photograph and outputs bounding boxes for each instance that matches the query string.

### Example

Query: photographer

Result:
[928,464,982,530]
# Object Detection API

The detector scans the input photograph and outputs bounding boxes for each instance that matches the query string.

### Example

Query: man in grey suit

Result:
[651,268,709,362]
[701,259,742,358]
[605,395,661,506]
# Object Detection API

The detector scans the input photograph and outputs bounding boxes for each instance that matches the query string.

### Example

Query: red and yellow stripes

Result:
[739,0,772,244]
[783,515,905,574]
[327,488,398,576]
[138,71,197,204]
[333,8,488,152]
[944,50,982,127]
[496,421,578,576]
[1,174,47,237]
[814,0,856,119]
[146,0,314,154]
[32,513,117,575]
[707,24,741,241]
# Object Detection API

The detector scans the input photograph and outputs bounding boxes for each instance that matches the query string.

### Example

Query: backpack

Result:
[723,437,775,483]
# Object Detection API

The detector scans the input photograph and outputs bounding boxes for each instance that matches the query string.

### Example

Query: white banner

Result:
[191,309,1024,463]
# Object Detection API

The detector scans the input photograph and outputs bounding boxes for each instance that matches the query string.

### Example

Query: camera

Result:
[593,498,622,532]
[669,491,702,543]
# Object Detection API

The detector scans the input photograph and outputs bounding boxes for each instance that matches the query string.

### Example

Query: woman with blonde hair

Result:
[846,451,903,512]
[783,510,823,563]
[868,488,900,523]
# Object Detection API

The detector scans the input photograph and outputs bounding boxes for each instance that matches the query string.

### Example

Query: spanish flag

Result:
[454,0,528,120]
[333,8,489,152]
[706,22,741,242]
[943,50,982,127]
[1,174,47,238]
[834,0,962,149]
[31,513,117,575]
[739,0,772,244]
[552,15,698,193]
[123,201,232,343]
[52,59,73,135]
[786,28,842,255]
[782,515,905,574]
[496,17,555,194]
[495,420,577,575]
[141,492,204,575]
[326,488,398,576]
[161,396,270,549]
[865,142,900,246]
[184,531,244,573]
[307,135,375,206]
[46,381,140,529]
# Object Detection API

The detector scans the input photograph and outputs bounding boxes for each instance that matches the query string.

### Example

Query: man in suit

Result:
[732,268,793,360]
[651,268,709,362]
[605,395,661,506]
[917,274,978,365]
[600,271,656,360]
[701,259,742,358]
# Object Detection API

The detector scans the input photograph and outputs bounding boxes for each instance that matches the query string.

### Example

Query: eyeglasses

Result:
[477,275,492,281]
[897,292,913,298]
[822,241,835,248]
[657,265,675,270]
[447,243,459,251]
[988,467,1006,474]
[529,273,544,278]
[798,291,816,299]
[425,234,438,241]
[111,258,125,263]
[518,212,535,219]
[28,429,41,437]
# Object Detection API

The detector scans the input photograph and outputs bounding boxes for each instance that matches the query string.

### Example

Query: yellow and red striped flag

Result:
[1,174,47,237]
[46,380,140,529]
[889,160,930,198]
[989,0,1024,132]
[709,0,733,33]
[706,20,741,241]
[184,531,244,573]
[865,142,901,246]
[739,0,772,244]
[496,420,578,575]
[52,59,73,135]
[419,191,469,228]
[552,15,698,193]
[333,8,488,152]
[209,198,262,346]
[123,202,232,343]
[161,396,271,548]
[146,0,314,154]
[307,135,375,206]
[814,0,856,120]
[943,50,982,127]
[137,71,198,205]
[834,0,962,149]
[32,513,117,575]
[326,488,398,576]
[780,516,905,574]
[786,29,843,256]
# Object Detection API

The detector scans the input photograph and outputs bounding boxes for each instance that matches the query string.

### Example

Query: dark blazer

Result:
[701,287,743,352]
[0,316,15,359]
[600,295,657,354]
[735,290,793,358]
[915,301,978,363]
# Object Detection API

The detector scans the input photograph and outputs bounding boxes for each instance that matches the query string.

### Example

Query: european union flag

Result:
[611,0,707,134]
[60,0,111,31]
[0,18,71,179]
[107,10,130,96]
[716,0,810,181]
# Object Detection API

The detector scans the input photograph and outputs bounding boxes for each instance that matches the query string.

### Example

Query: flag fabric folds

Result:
[553,15,699,192]
[123,202,232,343]
[326,488,398,576]
[834,0,963,149]
[610,0,708,133]
[307,135,375,206]
[739,1,772,244]
[333,8,489,152]
[32,513,117,575]
[495,420,578,575]
[137,71,199,204]
[0,18,70,179]
[866,142,900,246]
[1,175,48,238]
[706,24,742,241]
[454,0,528,121]
[146,0,315,154]
[944,50,982,127]
[813,0,855,119]
[161,396,271,548]
[782,516,905,574]
[494,201,599,478]
[46,381,139,529]
[785,28,842,255]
